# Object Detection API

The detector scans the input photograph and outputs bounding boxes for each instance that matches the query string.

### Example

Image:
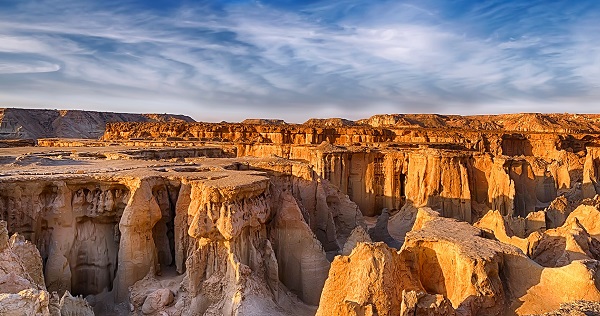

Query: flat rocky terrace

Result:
[1,112,600,315]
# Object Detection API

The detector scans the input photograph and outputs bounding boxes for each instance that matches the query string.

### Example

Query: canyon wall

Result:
[0,220,94,315]
[0,155,363,315]
[96,113,600,221]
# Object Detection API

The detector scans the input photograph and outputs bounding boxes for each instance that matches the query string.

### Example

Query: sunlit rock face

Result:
[98,112,600,221]
[2,111,600,315]
[318,208,600,316]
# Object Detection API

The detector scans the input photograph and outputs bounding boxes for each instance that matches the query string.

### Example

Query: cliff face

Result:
[95,112,600,221]
[0,153,363,315]
[0,108,194,139]
[232,142,584,223]
[358,113,600,133]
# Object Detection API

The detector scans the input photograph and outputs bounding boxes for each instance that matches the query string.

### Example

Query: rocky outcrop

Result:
[0,220,94,316]
[403,150,472,222]
[475,210,539,255]
[341,226,371,256]
[316,242,414,316]
[400,210,514,315]
[25,111,583,222]
[476,205,600,269]
[565,205,600,239]
[303,118,356,127]
[241,119,286,125]
[533,300,600,316]
[531,217,600,267]
[359,113,600,133]
[399,290,456,316]
[583,148,600,199]
[114,178,165,302]
[0,221,45,295]
[317,208,600,316]
[0,153,365,315]
[544,196,574,229]
[102,114,600,148]
[97,129,581,222]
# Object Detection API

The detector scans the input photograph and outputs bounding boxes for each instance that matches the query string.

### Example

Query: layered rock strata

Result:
[0,154,362,315]
[96,113,599,222]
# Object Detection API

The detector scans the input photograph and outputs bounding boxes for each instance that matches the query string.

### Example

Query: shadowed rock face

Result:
[2,111,600,315]
[0,220,95,316]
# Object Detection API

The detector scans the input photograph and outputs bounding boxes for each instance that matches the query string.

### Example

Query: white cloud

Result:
[0,0,598,121]
[0,61,60,74]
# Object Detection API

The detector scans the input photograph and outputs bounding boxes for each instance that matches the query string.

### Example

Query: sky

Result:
[0,0,599,122]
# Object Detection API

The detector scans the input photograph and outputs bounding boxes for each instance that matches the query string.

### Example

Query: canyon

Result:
[2,109,600,315]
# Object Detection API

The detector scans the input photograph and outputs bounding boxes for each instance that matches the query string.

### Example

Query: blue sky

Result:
[0,0,599,122]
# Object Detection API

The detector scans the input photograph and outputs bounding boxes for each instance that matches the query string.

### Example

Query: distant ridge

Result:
[0,108,195,139]
[357,113,600,133]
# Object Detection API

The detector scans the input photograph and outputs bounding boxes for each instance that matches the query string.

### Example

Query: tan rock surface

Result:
[0,220,94,316]
[400,290,456,316]
[533,300,600,316]
[475,209,538,255]
[564,205,600,239]
[318,208,600,316]
[0,154,351,315]
[4,111,600,316]
[341,225,371,256]
[531,217,600,267]
[316,242,416,316]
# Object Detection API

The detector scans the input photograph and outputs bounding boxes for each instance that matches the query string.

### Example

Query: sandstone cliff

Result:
[0,151,365,315]
[94,112,600,222]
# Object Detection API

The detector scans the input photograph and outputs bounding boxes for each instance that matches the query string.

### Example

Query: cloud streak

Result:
[0,0,598,121]
[0,60,60,74]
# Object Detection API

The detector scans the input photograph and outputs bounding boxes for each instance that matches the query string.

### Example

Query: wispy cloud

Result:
[0,0,598,121]
[0,60,60,74]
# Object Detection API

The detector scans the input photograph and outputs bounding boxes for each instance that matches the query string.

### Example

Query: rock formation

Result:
[0,149,362,315]
[0,220,94,316]
[318,208,600,316]
[1,111,600,315]
[94,113,600,222]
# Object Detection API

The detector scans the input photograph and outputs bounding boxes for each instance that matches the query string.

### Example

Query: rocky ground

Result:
[534,301,600,316]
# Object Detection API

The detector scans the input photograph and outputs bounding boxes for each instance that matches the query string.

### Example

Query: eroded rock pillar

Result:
[114,178,162,302]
